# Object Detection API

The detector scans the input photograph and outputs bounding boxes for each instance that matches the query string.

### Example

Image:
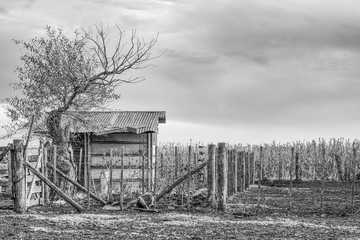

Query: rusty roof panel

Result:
[68,111,166,134]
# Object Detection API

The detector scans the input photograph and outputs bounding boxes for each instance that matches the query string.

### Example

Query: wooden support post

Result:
[108,149,113,202]
[87,134,91,209]
[174,146,179,179]
[147,133,151,191]
[120,147,124,211]
[227,150,233,196]
[160,152,164,178]
[84,134,88,188]
[258,146,263,207]
[187,144,192,207]
[78,148,83,183]
[8,144,14,198]
[25,162,83,212]
[351,141,357,210]
[147,155,151,191]
[295,152,300,181]
[250,152,255,185]
[320,143,325,210]
[289,147,294,211]
[207,144,216,207]
[241,151,246,192]
[13,140,26,213]
[53,145,57,187]
[245,152,249,190]
[141,153,145,194]
[153,146,158,207]
[217,142,227,212]
[43,147,49,204]
[236,151,242,193]
[278,151,282,181]
[234,150,238,194]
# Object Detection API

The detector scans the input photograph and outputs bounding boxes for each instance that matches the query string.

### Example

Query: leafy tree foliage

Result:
[3,24,159,185]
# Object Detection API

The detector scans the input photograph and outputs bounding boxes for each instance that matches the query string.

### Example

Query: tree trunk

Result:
[46,110,76,194]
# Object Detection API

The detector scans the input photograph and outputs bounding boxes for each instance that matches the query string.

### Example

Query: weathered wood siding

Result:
[73,132,157,193]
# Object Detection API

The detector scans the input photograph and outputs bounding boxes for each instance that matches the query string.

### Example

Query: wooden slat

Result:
[26,153,43,201]
[91,141,146,145]
[91,165,142,170]
[27,148,39,156]
[91,156,142,167]
[91,133,145,142]
[91,168,141,179]
[91,143,141,154]
[27,185,42,193]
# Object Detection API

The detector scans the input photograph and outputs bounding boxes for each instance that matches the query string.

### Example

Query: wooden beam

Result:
[46,163,106,205]
[207,144,216,206]
[155,160,209,202]
[25,162,83,212]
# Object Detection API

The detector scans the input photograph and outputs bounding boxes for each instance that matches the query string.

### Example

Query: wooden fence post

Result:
[241,151,246,192]
[160,152,164,178]
[108,149,113,202]
[351,141,357,210]
[207,144,216,207]
[141,153,145,194]
[289,147,294,211]
[258,146,263,207]
[53,145,57,188]
[120,147,124,211]
[234,150,238,194]
[78,148,83,183]
[13,140,26,213]
[84,134,88,188]
[278,151,282,180]
[237,151,243,193]
[174,146,179,179]
[8,144,14,199]
[217,142,227,212]
[87,137,91,209]
[295,152,300,181]
[245,152,249,190]
[187,144,192,208]
[320,142,325,210]
[43,147,49,204]
[227,149,234,196]
[250,152,255,185]
[153,146,158,207]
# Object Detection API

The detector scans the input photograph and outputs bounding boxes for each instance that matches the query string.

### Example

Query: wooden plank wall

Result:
[73,132,156,194]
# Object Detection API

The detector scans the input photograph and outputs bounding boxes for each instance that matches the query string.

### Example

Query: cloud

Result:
[2,0,360,143]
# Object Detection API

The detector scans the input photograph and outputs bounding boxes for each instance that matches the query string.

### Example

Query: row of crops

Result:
[153,138,359,212]
[157,138,360,184]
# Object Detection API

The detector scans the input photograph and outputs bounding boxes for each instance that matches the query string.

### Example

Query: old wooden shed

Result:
[70,111,166,194]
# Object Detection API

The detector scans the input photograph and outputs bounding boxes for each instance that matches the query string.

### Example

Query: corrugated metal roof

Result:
[67,111,166,134]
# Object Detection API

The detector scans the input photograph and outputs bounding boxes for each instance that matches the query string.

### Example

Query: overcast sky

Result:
[1,0,360,145]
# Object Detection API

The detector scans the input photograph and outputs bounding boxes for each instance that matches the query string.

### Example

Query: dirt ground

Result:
[0,181,359,239]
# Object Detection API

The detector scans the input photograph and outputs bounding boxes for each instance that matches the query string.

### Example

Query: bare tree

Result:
[3,23,160,188]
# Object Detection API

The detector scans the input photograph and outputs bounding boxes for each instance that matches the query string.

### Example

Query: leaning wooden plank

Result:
[47,163,107,205]
[26,153,42,200]
[155,160,209,202]
[0,147,10,162]
[24,162,83,212]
